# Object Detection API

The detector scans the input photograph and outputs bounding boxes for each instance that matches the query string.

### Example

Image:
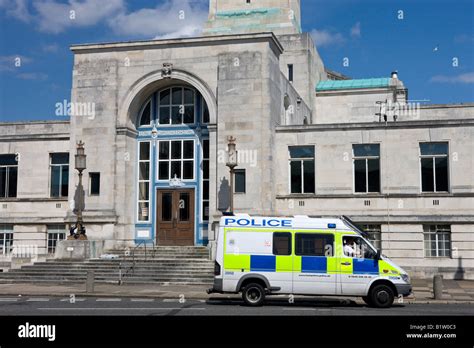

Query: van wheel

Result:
[362,296,372,306]
[369,284,394,308]
[242,283,265,307]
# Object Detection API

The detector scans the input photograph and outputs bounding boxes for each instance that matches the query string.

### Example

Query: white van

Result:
[207,215,412,308]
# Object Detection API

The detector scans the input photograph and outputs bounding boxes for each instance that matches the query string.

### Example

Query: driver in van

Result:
[343,237,360,258]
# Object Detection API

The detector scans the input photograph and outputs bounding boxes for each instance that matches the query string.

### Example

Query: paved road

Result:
[0,296,472,316]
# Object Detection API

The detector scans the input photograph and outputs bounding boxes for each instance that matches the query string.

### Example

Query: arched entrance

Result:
[134,84,211,246]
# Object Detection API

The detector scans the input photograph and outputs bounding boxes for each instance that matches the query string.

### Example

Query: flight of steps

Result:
[0,246,214,286]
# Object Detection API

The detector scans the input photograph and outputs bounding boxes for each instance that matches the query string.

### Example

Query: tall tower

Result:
[203,0,301,36]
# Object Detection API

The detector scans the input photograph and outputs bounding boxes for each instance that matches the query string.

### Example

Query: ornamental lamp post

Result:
[226,136,238,214]
[75,141,87,239]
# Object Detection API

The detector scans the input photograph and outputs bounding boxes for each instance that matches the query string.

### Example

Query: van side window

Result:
[273,232,291,255]
[296,234,334,257]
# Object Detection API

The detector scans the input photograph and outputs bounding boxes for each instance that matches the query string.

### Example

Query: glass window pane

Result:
[0,167,6,197]
[171,161,181,179]
[183,105,194,124]
[273,233,291,256]
[90,173,100,195]
[160,89,170,105]
[0,155,17,165]
[7,167,17,198]
[140,142,150,161]
[202,103,210,124]
[51,153,69,165]
[159,142,169,160]
[367,159,380,192]
[420,142,448,156]
[171,141,181,159]
[235,169,246,193]
[139,182,149,200]
[421,158,434,192]
[183,161,193,179]
[139,101,151,126]
[203,160,209,179]
[179,193,190,221]
[290,161,302,194]
[139,163,149,180]
[183,141,194,159]
[202,201,209,221]
[203,181,209,200]
[171,106,182,124]
[158,162,169,180]
[296,233,334,256]
[289,146,314,159]
[184,88,194,104]
[61,166,69,197]
[50,166,60,197]
[138,201,149,221]
[303,160,315,193]
[435,157,449,192]
[354,159,367,193]
[353,144,380,157]
[172,88,182,105]
[159,106,170,125]
[203,140,209,159]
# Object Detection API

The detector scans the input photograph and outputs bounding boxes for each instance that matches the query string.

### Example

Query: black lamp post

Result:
[226,136,238,214]
[75,141,87,239]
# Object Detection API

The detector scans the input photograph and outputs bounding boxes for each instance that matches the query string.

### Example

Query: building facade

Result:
[0,0,473,278]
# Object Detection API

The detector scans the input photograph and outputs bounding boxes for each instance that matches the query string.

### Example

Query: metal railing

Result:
[118,239,156,285]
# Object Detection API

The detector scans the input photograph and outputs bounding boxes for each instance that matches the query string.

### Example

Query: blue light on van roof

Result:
[328,223,336,229]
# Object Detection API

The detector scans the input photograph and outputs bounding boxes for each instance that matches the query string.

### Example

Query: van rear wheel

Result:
[242,283,265,307]
[369,284,394,308]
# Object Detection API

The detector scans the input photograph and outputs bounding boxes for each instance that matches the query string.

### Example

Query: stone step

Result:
[0,276,213,283]
[0,279,213,285]
[42,259,213,264]
[6,270,214,276]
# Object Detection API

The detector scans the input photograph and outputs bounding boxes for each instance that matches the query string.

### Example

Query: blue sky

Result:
[0,0,473,122]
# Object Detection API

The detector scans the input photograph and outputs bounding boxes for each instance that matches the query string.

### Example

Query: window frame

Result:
[157,139,196,182]
[288,146,316,194]
[273,232,292,256]
[0,154,18,199]
[295,233,334,257]
[0,225,14,256]
[49,153,69,198]
[137,141,151,223]
[201,139,210,223]
[158,86,196,126]
[47,225,66,254]
[234,169,246,194]
[419,142,450,193]
[138,98,153,128]
[352,144,381,194]
[423,225,451,258]
[89,172,100,196]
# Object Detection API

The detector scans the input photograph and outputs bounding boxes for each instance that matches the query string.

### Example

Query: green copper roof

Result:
[215,8,280,18]
[316,78,391,91]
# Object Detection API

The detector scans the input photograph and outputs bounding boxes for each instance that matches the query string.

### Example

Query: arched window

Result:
[138,99,152,127]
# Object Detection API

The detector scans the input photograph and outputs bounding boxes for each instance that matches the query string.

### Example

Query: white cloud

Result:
[430,72,474,84]
[17,72,48,80]
[110,0,207,39]
[33,0,124,34]
[0,0,31,22]
[351,22,361,38]
[310,29,345,47]
[42,43,59,53]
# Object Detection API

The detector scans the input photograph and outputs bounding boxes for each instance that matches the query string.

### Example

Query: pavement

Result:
[0,278,473,304]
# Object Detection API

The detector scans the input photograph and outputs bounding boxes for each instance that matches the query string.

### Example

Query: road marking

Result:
[60,298,86,302]
[0,298,18,302]
[26,298,50,302]
[130,299,154,302]
[96,298,122,302]
[163,299,179,303]
[39,307,206,311]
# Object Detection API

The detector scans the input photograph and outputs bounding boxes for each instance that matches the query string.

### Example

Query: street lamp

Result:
[75,140,87,239]
[226,136,238,214]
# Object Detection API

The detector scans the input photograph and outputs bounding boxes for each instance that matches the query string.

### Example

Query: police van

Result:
[207,214,412,308]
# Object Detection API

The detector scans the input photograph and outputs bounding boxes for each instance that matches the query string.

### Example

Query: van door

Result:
[338,235,379,296]
[292,232,337,295]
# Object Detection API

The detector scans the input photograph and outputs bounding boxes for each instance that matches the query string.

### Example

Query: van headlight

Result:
[401,273,410,283]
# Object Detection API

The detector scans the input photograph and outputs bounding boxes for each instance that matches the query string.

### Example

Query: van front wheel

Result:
[369,284,394,308]
[242,283,265,306]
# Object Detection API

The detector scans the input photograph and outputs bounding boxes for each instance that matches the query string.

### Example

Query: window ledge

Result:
[0,198,68,203]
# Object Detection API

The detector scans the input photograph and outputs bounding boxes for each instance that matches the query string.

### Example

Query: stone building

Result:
[0,0,473,278]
